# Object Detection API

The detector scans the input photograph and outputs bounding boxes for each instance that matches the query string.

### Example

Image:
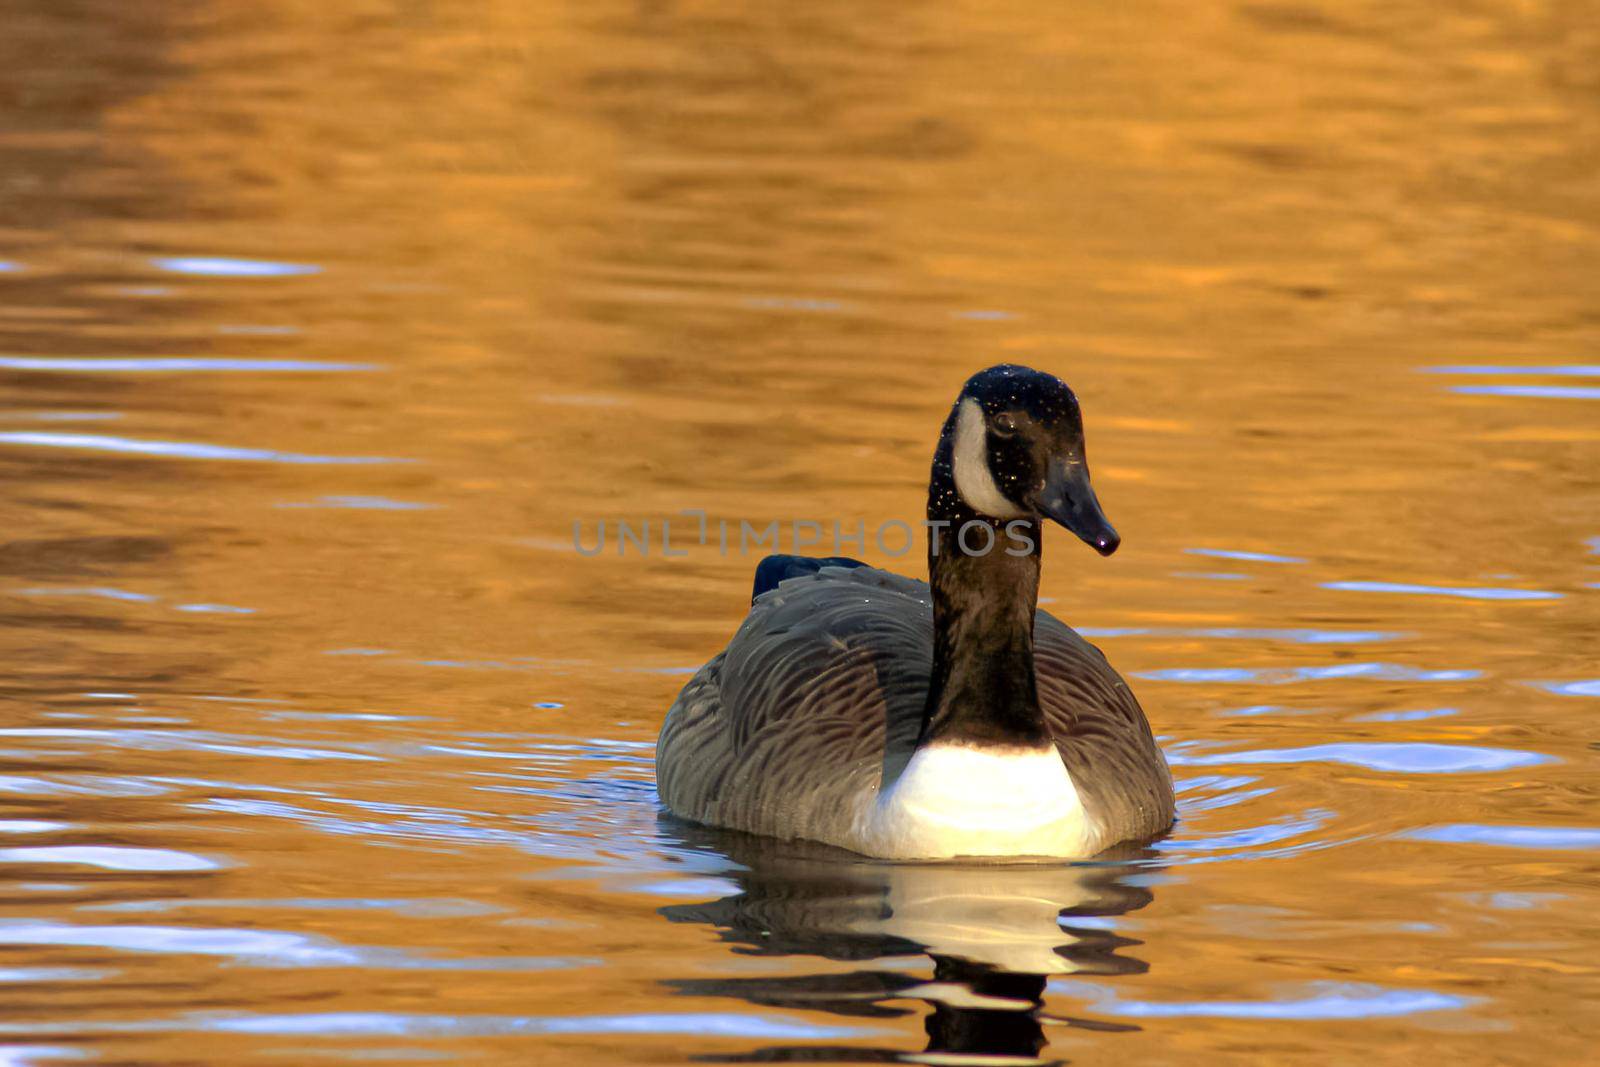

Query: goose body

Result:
[656,365,1174,860]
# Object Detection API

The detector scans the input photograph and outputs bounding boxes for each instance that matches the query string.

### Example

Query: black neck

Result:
[919,422,1050,749]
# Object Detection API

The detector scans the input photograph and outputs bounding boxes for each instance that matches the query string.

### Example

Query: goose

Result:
[656,364,1174,860]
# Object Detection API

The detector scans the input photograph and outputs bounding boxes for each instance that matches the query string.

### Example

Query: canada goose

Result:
[656,364,1174,859]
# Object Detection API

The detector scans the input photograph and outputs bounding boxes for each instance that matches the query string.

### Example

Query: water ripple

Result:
[152,256,320,277]
[0,921,590,973]
[0,1045,77,1067]
[1078,626,1407,644]
[1137,663,1480,684]
[15,588,255,617]
[1186,627,1404,644]
[0,967,108,982]
[1350,707,1458,722]
[201,1011,871,1039]
[1451,384,1600,399]
[276,495,434,510]
[0,356,371,373]
[1323,580,1562,601]
[0,432,404,465]
[0,775,170,798]
[1405,824,1600,850]
[1168,742,1549,773]
[0,846,218,872]
[1465,892,1567,910]
[1175,785,1276,816]
[1185,548,1307,564]
[88,897,502,919]
[1533,679,1600,698]
[194,797,548,854]
[1215,704,1318,718]
[0,921,355,965]
[1425,364,1600,377]
[0,727,381,763]
[742,296,848,314]
[15,586,157,603]
[8,411,121,423]
[1051,979,1472,1020]
[1165,808,1333,851]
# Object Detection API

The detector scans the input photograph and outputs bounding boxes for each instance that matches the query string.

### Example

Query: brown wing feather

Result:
[657,565,931,844]
[1035,614,1175,843]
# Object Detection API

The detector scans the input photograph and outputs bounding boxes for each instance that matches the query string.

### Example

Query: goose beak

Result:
[1037,459,1120,556]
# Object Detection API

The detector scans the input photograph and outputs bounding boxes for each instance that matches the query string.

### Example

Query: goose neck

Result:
[921,485,1049,749]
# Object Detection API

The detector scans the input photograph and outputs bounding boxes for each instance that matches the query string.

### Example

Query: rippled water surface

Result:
[2,2,1598,1063]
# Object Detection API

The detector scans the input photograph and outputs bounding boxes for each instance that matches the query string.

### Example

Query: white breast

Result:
[850,743,1099,860]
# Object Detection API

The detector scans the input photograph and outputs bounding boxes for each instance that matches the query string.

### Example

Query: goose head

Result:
[948,363,1120,556]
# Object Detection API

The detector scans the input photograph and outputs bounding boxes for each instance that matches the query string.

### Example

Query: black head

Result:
[947,363,1120,555]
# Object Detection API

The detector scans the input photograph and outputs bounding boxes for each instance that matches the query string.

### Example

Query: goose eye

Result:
[991,412,1019,437]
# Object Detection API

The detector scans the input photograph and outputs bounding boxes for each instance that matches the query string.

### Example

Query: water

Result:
[1,1,1597,1063]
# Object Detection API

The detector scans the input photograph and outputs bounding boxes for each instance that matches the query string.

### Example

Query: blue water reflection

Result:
[0,846,219,872]
[1138,663,1480,684]
[1350,708,1458,722]
[0,356,371,373]
[204,1011,872,1039]
[0,920,593,972]
[1405,825,1600,850]
[1533,679,1600,698]
[1323,580,1562,600]
[1168,742,1549,773]
[1078,626,1407,644]
[276,495,434,510]
[0,432,404,465]
[152,256,320,277]
[1452,384,1600,400]
[1425,364,1600,376]
[1051,980,1471,1019]
[1185,548,1308,564]
[15,587,157,603]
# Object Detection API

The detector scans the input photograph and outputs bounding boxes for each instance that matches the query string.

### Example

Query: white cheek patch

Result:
[952,397,1025,518]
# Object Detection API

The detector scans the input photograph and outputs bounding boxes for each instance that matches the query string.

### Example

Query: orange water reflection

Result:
[0,1,1596,1063]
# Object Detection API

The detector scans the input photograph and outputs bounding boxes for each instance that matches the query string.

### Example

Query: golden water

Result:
[1,1,1597,1063]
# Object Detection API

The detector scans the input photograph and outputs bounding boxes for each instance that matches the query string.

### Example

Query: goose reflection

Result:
[659,823,1159,1064]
